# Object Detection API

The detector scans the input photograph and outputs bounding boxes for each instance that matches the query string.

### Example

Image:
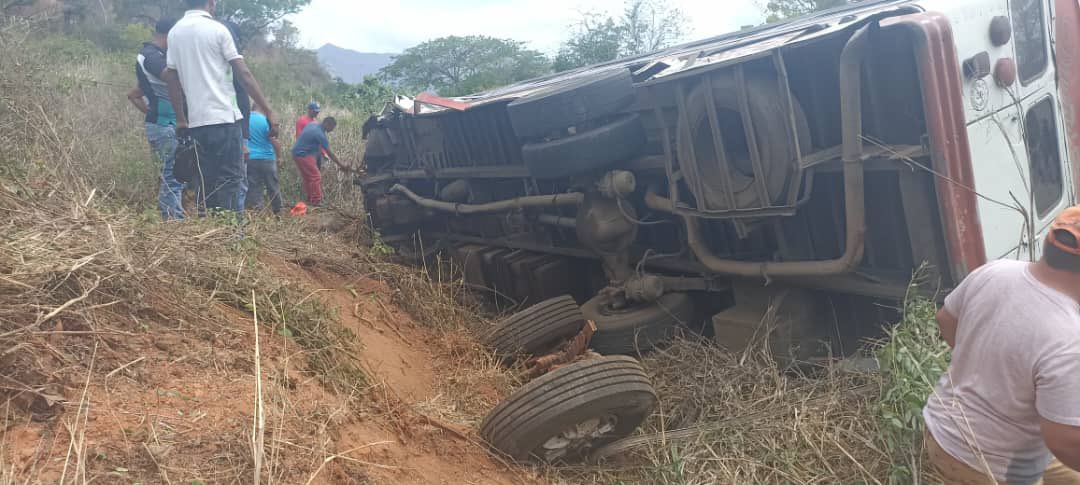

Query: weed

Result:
[876,291,950,484]
[655,445,688,485]
[370,230,395,257]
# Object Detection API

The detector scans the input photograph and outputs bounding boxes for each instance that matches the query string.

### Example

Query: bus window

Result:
[1025,97,1063,217]
[1011,0,1049,85]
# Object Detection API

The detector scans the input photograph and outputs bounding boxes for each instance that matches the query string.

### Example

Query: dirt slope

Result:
[263,258,538,485]
[1,213,538,485]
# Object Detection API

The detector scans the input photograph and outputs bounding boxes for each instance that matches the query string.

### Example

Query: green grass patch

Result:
[876,290,950,484]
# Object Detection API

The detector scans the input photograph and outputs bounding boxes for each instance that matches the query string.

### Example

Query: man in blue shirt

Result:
[291,117,344,207]
[128,17,182,220]
[245,104,283,214]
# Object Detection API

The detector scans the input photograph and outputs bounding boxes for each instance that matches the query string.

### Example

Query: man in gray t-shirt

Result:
[924,206,1080,484]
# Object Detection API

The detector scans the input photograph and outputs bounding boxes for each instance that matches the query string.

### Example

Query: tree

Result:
[621,0,687,56]
[112,0,311,41]
[270,19,300,49]
[764,0,848,22]
[380,36,551,97]
[553,16,622,72]
[217,0,312,43]
[322,75,396,116]
[554,0,688,72]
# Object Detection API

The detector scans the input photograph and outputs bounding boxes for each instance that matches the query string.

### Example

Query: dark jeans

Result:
[189,122,244,213]
[245,159,282,214]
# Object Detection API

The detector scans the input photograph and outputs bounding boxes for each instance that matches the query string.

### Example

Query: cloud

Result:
[288,0,765,54]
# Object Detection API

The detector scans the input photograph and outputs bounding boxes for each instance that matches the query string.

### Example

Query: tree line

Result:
[380,0,689,98]
[380,0,850,98]
[110,0,310,45]
[28,0,847,107]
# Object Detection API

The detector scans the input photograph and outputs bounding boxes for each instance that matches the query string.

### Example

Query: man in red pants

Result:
[295,101,328,170]
[291,117,344,207]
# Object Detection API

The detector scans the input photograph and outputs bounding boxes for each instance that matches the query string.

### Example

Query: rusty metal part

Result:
[414,92,472,112]
[882,13,987,278]
[1055,0,1080,210]
[390,184,583,215]
[522,320,598,380]
[645,25,871,278]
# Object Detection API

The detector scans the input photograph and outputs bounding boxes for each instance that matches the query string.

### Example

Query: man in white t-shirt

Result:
[162,0,275,214]
[924,206,1080,484]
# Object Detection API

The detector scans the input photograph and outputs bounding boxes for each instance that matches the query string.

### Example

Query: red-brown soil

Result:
[2,248,538,485]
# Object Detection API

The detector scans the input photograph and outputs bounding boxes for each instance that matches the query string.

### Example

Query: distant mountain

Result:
[316,44,395,84]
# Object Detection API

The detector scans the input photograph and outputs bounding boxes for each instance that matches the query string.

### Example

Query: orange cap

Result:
[1049,206,1080,255]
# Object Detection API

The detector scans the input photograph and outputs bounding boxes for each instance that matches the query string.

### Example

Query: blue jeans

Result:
[146,123,184,220]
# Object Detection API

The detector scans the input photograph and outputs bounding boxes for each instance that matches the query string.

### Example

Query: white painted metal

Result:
[919,0,1070,262]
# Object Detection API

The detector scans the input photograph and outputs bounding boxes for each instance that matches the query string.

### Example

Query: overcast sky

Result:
[287,0,766,55]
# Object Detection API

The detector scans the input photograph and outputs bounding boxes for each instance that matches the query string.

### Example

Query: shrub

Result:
[118,22,152,51]
[876,290,950,484]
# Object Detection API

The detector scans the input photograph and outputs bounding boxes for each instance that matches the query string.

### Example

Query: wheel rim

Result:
[538,415,619,461]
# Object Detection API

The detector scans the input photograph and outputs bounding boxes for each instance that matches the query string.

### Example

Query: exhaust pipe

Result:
[390,184,583,215]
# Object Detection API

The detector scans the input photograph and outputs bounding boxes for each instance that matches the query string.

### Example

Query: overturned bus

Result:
[359,0,1080,461]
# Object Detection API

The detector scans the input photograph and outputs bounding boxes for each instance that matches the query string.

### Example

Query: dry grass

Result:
[543,338,885,484]
[0,182,378,483]
[537,320,946,485]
